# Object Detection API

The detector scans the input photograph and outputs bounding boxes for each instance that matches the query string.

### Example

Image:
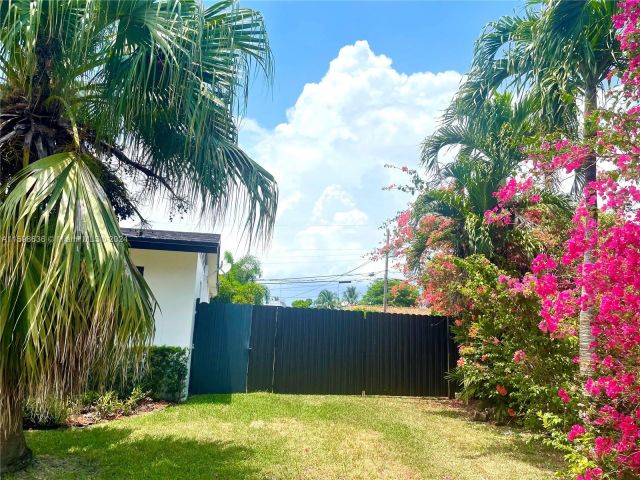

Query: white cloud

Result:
[311,184,356,222]
[125,40,462,303]
[333,208,368,226]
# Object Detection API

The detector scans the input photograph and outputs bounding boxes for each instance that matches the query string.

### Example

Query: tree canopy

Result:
[361,280,418,307]
[291,299,313,308]
[314,290,340,309]
[213,252,269,305]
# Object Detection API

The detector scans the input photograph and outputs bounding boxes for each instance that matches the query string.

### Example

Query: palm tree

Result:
[0,0,275,471]
[214,251,269,304]
[342,286,359,305]
[464,0,620,373]
[315,290,340,309]
[460,1,620,156]
[411,93,570,273]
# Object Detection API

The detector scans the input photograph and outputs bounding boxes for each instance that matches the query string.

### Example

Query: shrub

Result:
[23,398,71,429]
[94,391,122,419]
[430,255,578,427]
[103,346,190,403]
[93,386,147,419]
[140,346,190,402]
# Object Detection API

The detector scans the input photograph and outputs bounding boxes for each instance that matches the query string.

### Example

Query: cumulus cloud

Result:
[125,40,461,302]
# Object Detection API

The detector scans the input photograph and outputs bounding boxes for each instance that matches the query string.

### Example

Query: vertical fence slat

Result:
[246,305,277,392]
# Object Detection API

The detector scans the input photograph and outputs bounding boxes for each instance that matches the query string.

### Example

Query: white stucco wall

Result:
[128,249,200,348]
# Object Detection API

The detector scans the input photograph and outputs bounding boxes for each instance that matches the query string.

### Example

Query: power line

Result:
[259,273,379,284]
[259,253,371,258]
[259,260,376,284]
[260,278,372,285]
[260,262,373,282]
[273,224,377,228]
[260,260,367,265]
[260,248,369,252]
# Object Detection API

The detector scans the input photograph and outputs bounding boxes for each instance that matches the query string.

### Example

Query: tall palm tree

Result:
[0,0,276,471]
[315,290,340,309]
[463,0,620,373]
[342,286,359,305]
[221,251,264,284]
[410,93,570,273]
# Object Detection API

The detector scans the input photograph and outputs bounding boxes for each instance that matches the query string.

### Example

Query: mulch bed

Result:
[67,397,172,427]
[25,398,172,430]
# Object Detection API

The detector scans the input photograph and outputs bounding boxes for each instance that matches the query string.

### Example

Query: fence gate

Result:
[188,303,252,394]
[189,304,455,397]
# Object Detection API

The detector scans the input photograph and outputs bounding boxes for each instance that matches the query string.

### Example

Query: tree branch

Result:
[98,140,184,202]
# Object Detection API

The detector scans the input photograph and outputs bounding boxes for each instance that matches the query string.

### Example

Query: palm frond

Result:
[1,0,277,242]
[0,152,155,427]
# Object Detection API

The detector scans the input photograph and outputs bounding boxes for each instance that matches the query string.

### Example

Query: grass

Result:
[9,393,563,479]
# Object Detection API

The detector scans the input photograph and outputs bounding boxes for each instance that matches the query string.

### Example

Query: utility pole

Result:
[383,228,390,313]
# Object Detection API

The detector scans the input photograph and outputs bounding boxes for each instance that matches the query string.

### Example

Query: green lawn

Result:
[9,393,563,479]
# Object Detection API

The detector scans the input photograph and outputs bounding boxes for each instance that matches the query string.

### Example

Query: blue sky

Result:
[134,1,522,304]
[243,1,519,127]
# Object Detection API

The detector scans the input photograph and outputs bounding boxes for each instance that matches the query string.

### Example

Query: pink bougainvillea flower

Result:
[577,468,603,480]
[568,424,586,442]
[558,388,571,404]
[512,350,526,363]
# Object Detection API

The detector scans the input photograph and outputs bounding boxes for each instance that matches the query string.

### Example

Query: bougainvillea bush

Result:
[484,3,640,476]
[382,147,578,423]
[424,254,577,428]
[383,173,577,428]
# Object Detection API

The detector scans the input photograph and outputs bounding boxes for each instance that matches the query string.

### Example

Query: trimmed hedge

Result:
[140,346,190,402]
[113,346,190,402]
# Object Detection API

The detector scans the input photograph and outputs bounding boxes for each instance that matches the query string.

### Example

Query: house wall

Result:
[128,249,201,348]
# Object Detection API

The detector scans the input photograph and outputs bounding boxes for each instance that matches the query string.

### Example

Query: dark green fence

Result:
[188,303,252,395]
[189,303,455,397]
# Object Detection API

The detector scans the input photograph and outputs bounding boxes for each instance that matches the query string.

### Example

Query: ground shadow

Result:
[8,424,259,480]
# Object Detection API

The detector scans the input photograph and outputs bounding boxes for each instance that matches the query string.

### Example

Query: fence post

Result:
[446,316,457,399]
[447,317,452,399]
[244,305,254,394]
[270,306,280,393]
[361,310,367,396]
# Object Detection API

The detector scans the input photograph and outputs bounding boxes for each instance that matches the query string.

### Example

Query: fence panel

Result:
[190,304,454,397]
[363,313,450,396]
[271,308,366,394]
[246,305,278,392]
[189,303,252,395]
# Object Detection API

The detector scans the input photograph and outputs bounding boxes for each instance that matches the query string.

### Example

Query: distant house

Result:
[122,228,220,352]
[265,298,287,307]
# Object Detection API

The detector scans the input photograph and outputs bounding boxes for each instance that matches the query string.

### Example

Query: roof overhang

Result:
[121,228,220,254]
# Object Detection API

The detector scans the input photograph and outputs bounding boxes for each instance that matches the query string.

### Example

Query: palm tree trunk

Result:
[0,399,32,473]
[578,82,598,376]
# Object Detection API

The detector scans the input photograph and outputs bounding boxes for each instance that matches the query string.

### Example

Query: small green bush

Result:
[105,345,190,403]
[23,398,71,429]
[141,346,189,402]
[93,386,148,419]
[94,390,121,419]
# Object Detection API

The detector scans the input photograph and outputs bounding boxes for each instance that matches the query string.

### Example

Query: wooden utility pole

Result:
[383,228,389,313]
